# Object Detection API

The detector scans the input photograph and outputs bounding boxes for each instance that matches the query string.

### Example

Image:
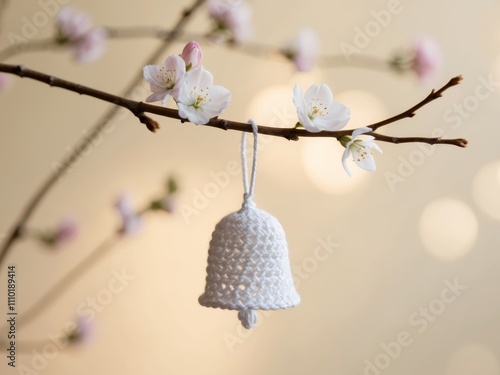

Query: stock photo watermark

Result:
[339,0,405,62]
[51,83,151,182]
[179,105,296,224]
[357,277,466,375]
[223,235,339,353]
[6,0,71,48]
[14,268,134,374]
[442,73,500,129]
[384,73,500,192]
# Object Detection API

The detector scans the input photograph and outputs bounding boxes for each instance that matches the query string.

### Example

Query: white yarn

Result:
[199,119,300,329]
[241,119,259,203]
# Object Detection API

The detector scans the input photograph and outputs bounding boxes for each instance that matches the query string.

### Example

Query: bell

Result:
[199,120,300,329]
[199,199,300,329]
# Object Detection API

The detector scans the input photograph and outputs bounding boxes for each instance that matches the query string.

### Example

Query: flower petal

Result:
[143,65,166,88]
[161,93,173,107]
[293,84,320,132]
[201,85,231,116]
[341,147,352,177]
[164,55,186,77]
[352,126,372,138]
[292,84,305,112]
[146,91,167,103]
[177,103,209,125]
[298,111,320,132]
[184,66,214,88]
[370,142,383,154]
[304,83,333,106]
[353,151,377,172]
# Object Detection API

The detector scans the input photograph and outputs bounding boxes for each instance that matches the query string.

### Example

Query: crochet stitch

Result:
[199,119,300,329]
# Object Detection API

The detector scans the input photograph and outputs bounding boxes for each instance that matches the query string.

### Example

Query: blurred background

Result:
[0,0,499,374]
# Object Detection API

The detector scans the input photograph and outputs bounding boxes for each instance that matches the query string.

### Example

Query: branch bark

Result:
[0,0,206,268]
[0,62,468,148]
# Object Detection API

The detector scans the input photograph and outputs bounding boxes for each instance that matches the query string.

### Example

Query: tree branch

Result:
[0,38,56,61]
[368,75,463,131]
[0,0,206,268]
[0,62,468,148]
[1,25,396,73]
[106,26,395,72]
[15,233,120,330]
[369,132,468,147]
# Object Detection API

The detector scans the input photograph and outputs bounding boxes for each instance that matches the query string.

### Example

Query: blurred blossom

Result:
[207,0,252,43]
[161,196,178,214]
[54,218,78,246]
[284,28,320,72]
[39,217,78,248]
[56,6,107,63]
[115,194,143,235]
[293,83,350,132]
[340,127,382,177]
[412,36,443,83]
[149,176,179,213]
[56,6,91,41]
[73,27,108,64]
[181,41,203,71]
[67,317,94,345]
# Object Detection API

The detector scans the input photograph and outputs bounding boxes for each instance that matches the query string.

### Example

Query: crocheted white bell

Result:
[199,120,300,329]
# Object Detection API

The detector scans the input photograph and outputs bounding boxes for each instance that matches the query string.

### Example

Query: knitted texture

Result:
[199,119,299,329]
[198,200,300,313]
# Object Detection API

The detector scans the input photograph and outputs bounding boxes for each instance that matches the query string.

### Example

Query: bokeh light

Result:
[419,198,478,260]
[334,90,388,128]
[301,137,370,194]
[446,343,499,375]
[300,90,387,194]
[472,160,500,220]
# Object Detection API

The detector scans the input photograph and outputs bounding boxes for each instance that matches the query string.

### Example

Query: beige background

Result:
[1,0,500,374]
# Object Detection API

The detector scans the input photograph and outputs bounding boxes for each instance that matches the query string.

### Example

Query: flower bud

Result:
[181,41,202,71]
[412,36,442,84]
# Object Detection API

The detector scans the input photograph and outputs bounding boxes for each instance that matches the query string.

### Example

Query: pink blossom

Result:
[143,55,186,105]
[54,218,78,246]
[412,36,443,83]
[162,196,178,214]
[286,28,320,72]
[73,27,107,64]
[207,0,252,43]
[56,6,107,63]
[181,41,203,71]
[68,317,94,345]
[56,6,92,41]
[115,193,143,235]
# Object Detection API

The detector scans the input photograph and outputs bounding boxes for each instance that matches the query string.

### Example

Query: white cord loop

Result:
[241,119,259,208]
[198,118,300,329]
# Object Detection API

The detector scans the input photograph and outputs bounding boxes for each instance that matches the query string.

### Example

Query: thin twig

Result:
[106,26,393,71]
[368,76,464,131]
[0,63,468,148]
[1,26,395,72]
[319,54,392,72]
[0,38,57,61]
[0,0,206,268]
[369,132,468,147]
[16,233,120,330]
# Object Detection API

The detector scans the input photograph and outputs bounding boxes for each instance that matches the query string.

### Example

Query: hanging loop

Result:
[241,119,259,208]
